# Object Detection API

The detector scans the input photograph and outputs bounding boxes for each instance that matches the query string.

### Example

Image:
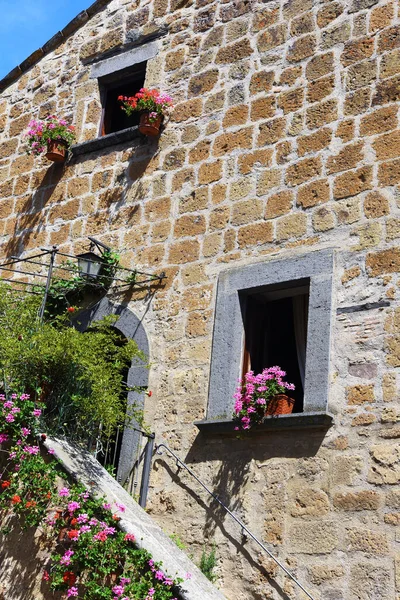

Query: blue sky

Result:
[0,0,91,79]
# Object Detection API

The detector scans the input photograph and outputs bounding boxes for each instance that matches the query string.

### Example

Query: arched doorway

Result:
[76,298,149,485]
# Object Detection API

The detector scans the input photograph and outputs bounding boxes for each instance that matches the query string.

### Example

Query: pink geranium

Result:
[233,366,295,431]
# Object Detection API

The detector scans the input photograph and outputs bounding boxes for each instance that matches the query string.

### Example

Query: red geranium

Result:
[11,495,21,504]
[63,571,76,585]
[1,480,10,488]
[67,530,79,540]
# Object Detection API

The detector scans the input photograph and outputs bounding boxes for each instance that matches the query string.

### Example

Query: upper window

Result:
[204,250,334,423]
[240,279,310,413]
[99,61,147,136]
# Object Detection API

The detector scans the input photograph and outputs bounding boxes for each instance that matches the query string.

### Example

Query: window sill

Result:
[71,126,142,157]
[194,412,334,435]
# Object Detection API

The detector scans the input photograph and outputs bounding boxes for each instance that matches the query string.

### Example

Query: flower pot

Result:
[139,112,163,136]
[45,139,68,162]
[265,394,295,416]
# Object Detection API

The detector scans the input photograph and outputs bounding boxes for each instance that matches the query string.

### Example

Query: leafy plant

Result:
[0,284,146,440]
[199,545,217,583]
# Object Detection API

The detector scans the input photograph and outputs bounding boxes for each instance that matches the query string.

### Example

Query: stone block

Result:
[283,0,313,19]
[331,455,363,485]
[333,490,382,511]
[370,2,395,33]
[298,128,332,156]
[366,248,400,276]
[249,70,274,95]
[188,140,211,164]
[168,240,200,264]
[291,13,314,36]
[188,70,219,97]
[379,158,400,186]
[342,36,375,66]
[286,156,322,186]
[223,105,248,128]
[373,130,400,161]
[265,190,293,219]
[231,199,263,226]
[257,23,287,52]
[380,49,400,79]
[317,3,345,29]
[378,25,400,53]
[277,88,304,114]
[174,214,206,238]
[333,166,373,199]
[346,59,377,91]
[198,161,223,184]
[360,106,398,137]
[347,384,375,405]
[251,7,279,33]
[172,99,203,122]
[350,562,391,600]
[288,521,339,554]
[257,118,286,146]
[276,213,307,240]
[306,51,334,81]
[306,98,338,129]
[373,74,400,106]
[344,88,372,116]
[287,34,317,63]
[297,179,330,208]
[307,74,335,103]
[237,149,272,175]
[237,221,273,248]
[250,96,276,120]
[257,169,281,195]
[308,564,345,586]
[216,39,253,63]
[313,207,335,232]
[327,142,364,174]
[337,119,355,142]
[346,528,389,554]
[213,128,253,156]
[290,488,330,517]
[368,443,400,485]
[322,21,351,49]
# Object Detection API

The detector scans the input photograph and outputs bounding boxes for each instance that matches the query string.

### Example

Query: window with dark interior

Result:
[240,278,310,413]
[99,61,147,136]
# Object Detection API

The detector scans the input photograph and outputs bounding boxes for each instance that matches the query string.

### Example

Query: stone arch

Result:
[77,297,149,484]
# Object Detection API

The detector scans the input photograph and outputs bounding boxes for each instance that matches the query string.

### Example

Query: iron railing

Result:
[155,442,316,600]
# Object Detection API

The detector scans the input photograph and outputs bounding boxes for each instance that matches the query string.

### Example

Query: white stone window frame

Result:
[198,249,335,430]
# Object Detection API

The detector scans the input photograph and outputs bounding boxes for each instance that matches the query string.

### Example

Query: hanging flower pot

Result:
[265,394,295,416]
[138,111,163,136]
[45,139,68,162]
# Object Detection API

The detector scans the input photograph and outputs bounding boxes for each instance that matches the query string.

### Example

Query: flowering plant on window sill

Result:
[233,366,295,431]
[119,88,173,121]
[25,115,75,160]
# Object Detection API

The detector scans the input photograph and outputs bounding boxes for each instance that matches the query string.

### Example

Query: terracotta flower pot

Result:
[139,112,163,136]
[45,139,68,162]
[265,394,295,416]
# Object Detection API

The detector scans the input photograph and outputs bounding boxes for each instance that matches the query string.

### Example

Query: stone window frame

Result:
[196,250,335,432]
[72,41,159,156]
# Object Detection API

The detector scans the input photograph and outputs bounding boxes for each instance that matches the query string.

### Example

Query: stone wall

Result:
[0,0,399,598]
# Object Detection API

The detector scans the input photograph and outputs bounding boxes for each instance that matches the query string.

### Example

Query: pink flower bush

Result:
[25,115,75,156]
[233,366,295,431]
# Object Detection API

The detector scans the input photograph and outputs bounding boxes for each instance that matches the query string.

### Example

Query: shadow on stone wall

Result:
[153,429,327,600]
[5,162,65,258]
[0,517,62,600]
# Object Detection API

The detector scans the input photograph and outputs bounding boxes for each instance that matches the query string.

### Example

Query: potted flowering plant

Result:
[25,116,75,162]
[233,366,295,431]
[118,88,173,136]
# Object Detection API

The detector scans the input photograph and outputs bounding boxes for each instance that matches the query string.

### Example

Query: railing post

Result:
[139,434,155,508]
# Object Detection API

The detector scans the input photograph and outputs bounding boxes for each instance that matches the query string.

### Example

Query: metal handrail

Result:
[155,442,316,600]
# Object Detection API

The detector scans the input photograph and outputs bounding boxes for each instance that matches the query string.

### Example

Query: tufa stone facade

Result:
[0,0,399,598]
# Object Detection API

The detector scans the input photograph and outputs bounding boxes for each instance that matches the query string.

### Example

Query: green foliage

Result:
[199,545,218,583]
[169,533,186,551]
[0,284,146,439]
